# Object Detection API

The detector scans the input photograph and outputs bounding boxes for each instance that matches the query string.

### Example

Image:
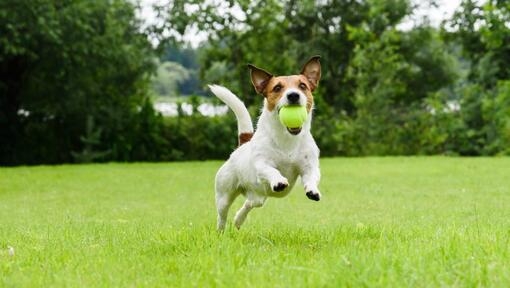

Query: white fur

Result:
[210,85,321,231]
[208,84,253,134]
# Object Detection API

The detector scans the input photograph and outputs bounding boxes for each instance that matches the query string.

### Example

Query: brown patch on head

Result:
[238,132,253,146]
[298,75,315,112]
[263,76,315,112]
[248,56,321,112]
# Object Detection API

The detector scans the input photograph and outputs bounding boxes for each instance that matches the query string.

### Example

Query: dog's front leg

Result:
[300,158,321,201]
[254,160,289,192]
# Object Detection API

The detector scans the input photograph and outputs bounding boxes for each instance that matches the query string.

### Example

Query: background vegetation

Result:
[1,0,509,165]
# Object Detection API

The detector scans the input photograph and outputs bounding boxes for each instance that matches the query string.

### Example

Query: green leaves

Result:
[442,0,510,155]
[2,0,510,163]
[0,0,156,164]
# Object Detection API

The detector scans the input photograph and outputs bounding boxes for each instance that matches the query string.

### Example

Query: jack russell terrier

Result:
[209,56,322,231]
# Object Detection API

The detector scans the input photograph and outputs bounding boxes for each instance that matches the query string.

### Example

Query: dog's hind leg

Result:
[216,191,237,231]
[215,163,240,231]
[234,195,266,229]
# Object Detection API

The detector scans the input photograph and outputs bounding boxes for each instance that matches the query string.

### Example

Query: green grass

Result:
[1,158,509,287]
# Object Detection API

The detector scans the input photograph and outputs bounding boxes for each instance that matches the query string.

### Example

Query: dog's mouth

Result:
[277,105,304,136]
[287,127,302,135]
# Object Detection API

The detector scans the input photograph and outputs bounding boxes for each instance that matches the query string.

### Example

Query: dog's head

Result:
[248,56,321,135]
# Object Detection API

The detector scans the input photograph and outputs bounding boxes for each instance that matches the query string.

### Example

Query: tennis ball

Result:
[278,106,307,128]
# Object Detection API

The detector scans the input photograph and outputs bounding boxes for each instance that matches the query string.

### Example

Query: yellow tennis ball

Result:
[278,106,307,128]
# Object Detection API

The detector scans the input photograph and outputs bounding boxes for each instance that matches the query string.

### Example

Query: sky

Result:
[138,0,465,46]
[398,0,463,30]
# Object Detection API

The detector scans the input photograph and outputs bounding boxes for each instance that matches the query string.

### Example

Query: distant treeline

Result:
[1,0,509,165]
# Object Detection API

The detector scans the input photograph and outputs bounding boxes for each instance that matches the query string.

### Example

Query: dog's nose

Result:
[287,92,300,104]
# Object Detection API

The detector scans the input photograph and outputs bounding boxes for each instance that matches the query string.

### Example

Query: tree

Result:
[159,43,204,95]
[158,0,465,156]
[152,60,191,97]
[0,0,157,164]
[159,0,411,111]
[347,26,458,155]
[444,0,510,155]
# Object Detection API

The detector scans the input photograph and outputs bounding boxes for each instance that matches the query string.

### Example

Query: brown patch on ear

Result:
[248,64,273,94]
[238,132,253,146]
[300,55,321,91]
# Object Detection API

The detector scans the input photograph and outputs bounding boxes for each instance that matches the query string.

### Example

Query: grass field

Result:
[1,157,509,287]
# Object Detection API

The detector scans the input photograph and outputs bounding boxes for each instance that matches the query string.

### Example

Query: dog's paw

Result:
[272,179,288,192]
[306,190,321,201]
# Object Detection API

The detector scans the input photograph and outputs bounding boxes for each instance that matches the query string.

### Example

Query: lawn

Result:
[1,157,509,287]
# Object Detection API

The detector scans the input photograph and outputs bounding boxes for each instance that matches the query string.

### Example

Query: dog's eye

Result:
[299,83,307,90]
[272,84,282,92]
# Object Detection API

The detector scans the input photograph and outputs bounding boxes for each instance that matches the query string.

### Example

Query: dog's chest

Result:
[271,149,302,177]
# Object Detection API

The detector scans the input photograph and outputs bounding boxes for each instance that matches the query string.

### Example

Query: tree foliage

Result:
[160,0,478,156]
[2,0,510,165]
[444,0,510,155]
[152,60,190,97]
[347,26,458,155]
[0,0,157,164]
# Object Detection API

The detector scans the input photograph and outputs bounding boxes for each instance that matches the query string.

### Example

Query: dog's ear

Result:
[300,55,321,91]
[248,64,273,94]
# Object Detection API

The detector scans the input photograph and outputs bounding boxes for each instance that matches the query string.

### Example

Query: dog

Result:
[209,56,322,231]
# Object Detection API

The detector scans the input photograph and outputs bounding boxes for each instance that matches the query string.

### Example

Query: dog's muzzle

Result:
[277,103,306,136]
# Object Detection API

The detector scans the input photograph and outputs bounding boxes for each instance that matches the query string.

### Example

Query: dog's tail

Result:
[208,85,254,145]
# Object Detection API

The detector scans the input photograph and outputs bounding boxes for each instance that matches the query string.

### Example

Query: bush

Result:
[160,111,237,161]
